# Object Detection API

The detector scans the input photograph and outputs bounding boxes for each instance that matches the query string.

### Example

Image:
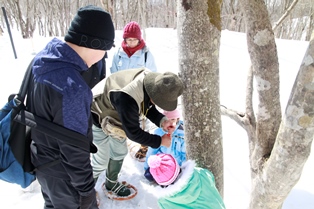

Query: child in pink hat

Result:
[144,108,185,182]
[147,154,226,209]
[148,154,181,186]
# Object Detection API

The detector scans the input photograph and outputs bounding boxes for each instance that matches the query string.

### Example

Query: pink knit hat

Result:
[163,109,181,119]
[148,154,180,186]
[123,21,142,40]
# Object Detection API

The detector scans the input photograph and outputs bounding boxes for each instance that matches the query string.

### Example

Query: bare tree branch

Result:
[245,64,256,129]
[272,0,299,31]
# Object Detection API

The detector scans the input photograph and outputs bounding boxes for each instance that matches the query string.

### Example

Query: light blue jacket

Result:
[144,120,185,170]
[110,46,157,73]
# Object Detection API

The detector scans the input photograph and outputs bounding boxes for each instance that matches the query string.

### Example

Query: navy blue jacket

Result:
[27,38,95,195]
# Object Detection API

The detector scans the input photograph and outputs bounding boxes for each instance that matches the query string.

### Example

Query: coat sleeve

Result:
[110,92,162,148]
[59,81,95,196]
[146,105,165,128]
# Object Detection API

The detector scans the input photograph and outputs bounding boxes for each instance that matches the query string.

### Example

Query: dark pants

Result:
[144,168,156,182]
[36,171,97,209]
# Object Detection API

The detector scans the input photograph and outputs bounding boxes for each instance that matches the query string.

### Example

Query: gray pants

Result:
[91,125,128,179]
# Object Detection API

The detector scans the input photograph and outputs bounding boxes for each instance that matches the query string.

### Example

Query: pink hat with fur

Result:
[163,109,181,119]
[148,154,180,186]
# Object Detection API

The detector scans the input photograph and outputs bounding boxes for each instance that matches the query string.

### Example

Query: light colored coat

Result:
[144,120,185,170]
[110,46,157,73]
[91,68,148,123]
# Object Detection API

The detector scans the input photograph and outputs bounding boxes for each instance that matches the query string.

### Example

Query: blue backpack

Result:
[0,98,35,188]
[0,60,36,188]
[0,60,97,188]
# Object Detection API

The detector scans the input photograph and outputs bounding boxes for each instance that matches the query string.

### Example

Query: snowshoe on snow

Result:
[102,181,138,200]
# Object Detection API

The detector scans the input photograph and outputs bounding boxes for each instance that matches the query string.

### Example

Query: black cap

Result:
[64,5,115,50]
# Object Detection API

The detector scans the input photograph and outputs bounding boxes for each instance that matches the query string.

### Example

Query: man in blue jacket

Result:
[26,5,114,209]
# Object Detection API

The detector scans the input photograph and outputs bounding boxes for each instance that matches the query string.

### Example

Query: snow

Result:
[0,28,313,209]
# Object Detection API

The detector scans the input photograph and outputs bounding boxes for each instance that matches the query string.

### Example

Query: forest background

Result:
[0,0,313,41]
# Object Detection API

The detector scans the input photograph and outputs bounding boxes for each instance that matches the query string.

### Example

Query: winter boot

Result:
[104,159,131,197]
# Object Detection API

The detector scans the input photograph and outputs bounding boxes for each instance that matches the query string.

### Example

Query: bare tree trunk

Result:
[171,0,176,28]
[222,0,314,208]
[63,0,68,35]
[177,0,224,195]
[250,30,314,209]
[120,0,126,28]
[138,0,144,38]
[221,0,244,32]
[239,0,281,176]
[305,8,313,41]
[56,0,65,36]
[13,0,29,38]
[100,0,114,27]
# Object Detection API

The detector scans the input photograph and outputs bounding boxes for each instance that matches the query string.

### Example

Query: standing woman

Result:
[110,21,158,160]
[110,21,157,73]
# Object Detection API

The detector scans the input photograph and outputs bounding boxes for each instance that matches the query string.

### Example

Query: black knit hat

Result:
[144,72,183,111]
[64,5,114,50]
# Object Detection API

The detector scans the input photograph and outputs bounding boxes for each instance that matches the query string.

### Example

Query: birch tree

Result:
[222,0,314,207]
[177,0,224,194]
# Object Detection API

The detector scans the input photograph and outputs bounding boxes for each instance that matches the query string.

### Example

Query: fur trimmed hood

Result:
[145,160,226,209]
[147,160,196,198]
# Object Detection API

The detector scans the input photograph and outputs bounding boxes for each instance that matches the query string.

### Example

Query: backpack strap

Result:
[14,110,95,152]
[118,47,122,61]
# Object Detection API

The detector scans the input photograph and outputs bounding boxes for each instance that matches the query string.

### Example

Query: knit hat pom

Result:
[148,155,162,168]
[148,154,180,186]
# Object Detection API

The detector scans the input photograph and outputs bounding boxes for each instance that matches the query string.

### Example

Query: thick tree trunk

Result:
[250,31,314,209]
[224,0,314,208]
[177,0,224,195]
[239,0,282,176]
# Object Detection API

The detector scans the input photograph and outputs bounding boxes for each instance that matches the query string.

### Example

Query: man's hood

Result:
[32,38,88,76]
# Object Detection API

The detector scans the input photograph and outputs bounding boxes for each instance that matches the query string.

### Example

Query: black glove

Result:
[79,189,98,209]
